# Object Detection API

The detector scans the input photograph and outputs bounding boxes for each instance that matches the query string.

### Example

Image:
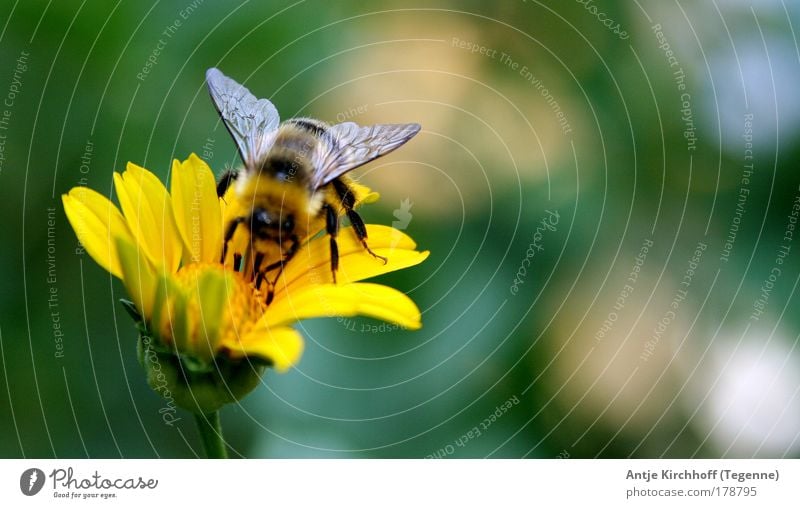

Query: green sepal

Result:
[137,333,264,414]
[120,298,145,328]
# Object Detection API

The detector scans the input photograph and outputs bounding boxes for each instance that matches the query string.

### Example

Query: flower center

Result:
[155,263,266,362]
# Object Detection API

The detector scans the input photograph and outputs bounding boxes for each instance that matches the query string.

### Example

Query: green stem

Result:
[194,411,228,459]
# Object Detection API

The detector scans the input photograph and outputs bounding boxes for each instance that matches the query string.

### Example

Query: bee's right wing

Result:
[311,122,421,188]
[206,68,280,168]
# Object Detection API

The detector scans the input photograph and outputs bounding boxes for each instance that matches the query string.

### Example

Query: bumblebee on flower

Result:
[63,154,425,405]
[61,68,427,457]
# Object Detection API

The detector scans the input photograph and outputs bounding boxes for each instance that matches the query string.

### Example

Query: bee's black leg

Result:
[251,251,264,281]
[332,179,387,264]
[221,216,245,264]
[258,234,300,305]
[216,168,239,198]
[325,204,339,283]
[346,209,387,264]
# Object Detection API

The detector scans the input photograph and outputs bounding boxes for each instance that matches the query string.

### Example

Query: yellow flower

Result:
[62,154,428,377]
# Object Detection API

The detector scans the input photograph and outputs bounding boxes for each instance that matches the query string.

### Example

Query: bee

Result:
[206,68,421,304]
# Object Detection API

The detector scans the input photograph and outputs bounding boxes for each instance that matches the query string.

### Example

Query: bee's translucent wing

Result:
[312,122,421,188]
[206,68,280,167]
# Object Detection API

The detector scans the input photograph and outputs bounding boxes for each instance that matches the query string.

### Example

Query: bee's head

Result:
[249,207,294,240]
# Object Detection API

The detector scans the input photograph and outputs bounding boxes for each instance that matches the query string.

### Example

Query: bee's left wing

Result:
[311,122,421,188]
[206,68,280,168]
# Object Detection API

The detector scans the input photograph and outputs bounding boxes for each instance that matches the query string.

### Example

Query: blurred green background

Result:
[1,0,800,458]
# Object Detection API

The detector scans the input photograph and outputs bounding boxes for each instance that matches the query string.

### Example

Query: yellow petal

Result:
[149,275,174,343]
[114,163,181,272]
[187,267,230,360]
[223,325,304,372]
[115,236,158,318]
[170,154,222,264]
[166,279,190,353]
[62,188,134,279]
[277,224,428,293]
[265,282,423,330]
